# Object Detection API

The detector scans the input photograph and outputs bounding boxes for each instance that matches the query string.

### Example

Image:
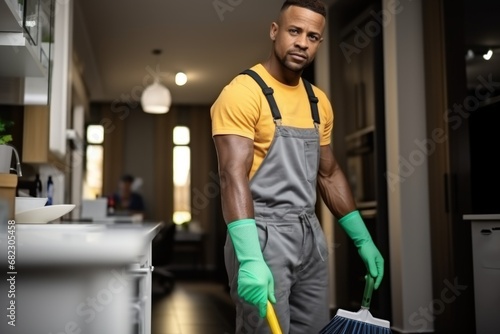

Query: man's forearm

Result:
[213,135,255,224]
[219,169,254,224]
[317,168,357,219]
[317,145,358,218]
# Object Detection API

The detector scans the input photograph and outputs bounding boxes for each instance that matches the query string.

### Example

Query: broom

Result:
[319,274,391,334]
[267,300,283,334]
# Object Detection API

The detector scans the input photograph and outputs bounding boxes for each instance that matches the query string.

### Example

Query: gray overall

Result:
[224,70,330,333]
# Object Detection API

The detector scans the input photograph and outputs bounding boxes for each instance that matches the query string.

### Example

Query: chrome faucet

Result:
[7,144,22,177]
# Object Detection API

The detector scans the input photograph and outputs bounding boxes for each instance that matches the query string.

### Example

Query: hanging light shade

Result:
[141,78,172,114]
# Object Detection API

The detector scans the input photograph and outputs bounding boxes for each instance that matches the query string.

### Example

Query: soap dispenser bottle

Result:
[46,176,54,205]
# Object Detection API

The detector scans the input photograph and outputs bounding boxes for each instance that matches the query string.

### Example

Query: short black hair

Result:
[121,174,134,183]
[281,0,327,18]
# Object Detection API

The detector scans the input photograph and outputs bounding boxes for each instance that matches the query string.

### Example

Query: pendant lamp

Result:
[141,49,172,114]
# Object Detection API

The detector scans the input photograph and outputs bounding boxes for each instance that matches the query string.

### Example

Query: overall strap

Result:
[302,79,320,125]
[240,69,282,123]
[241,69,321,126]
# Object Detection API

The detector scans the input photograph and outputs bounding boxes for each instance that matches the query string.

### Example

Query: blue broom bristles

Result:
[321,275,392,333]
[319,314,392,334]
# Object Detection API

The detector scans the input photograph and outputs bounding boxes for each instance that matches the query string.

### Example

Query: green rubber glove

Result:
[338,210,384,289]
[228,218,276,317]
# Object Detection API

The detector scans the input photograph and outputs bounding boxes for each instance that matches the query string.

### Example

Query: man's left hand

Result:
[358,241,384,289]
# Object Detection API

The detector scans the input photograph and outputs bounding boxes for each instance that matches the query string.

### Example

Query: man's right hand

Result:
[238,257,276,317]
[227,219,276,317]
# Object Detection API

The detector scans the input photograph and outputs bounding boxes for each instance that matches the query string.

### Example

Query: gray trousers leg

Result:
[224,217,330,333]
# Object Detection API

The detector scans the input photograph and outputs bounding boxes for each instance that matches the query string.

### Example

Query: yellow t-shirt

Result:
[211,64,334,179]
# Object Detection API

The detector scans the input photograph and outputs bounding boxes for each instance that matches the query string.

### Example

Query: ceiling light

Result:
[465,49,475,61]
[483,49,493,60]
[175,72,187,86]
[141,49,172,114]
[141,78,172,114]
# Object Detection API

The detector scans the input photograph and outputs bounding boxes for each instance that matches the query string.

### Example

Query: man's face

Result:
[270,5,325,73]
[120,180,132,195]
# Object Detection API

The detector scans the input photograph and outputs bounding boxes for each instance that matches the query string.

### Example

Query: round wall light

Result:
[175,72,188,86]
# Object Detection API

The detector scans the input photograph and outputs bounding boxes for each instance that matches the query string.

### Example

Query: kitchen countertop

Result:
[463,214,500,221]
[0,221,163,334]
[5,222,163,267]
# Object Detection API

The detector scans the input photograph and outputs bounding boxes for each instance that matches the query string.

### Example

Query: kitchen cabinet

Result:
[0,0,24,33]
[0,0,54,106]
[22,104,48,163]
[462,214,500,334]
[0,0,54,105]
[22,104,66,166]
[0,0,73,125]
[0,173,17,219]
[0,0,53,78]
[0,222,162,334]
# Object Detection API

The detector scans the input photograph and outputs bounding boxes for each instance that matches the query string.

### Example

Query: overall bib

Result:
[224,70,330,333]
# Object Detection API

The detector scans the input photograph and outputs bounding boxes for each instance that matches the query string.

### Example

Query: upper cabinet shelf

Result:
[0,0,23,32]
[0,0,53,78]
[0,33,48,77]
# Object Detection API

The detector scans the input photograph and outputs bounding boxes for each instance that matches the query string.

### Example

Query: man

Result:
[210,0,384,332]
[112,174,145,216]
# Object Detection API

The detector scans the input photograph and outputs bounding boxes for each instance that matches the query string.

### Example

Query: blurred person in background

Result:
[112,174,145,216]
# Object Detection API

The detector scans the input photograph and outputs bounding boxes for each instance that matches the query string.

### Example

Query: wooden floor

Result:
[151,277,236,334]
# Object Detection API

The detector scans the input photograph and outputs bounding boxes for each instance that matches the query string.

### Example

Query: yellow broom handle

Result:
[266,300,283,334]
